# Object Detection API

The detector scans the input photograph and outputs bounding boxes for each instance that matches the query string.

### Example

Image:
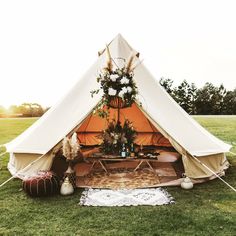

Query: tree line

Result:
[0,103,48,117]
[159,78,236,115]
[0,80,235,117]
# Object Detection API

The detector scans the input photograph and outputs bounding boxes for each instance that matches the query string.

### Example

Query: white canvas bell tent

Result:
[5,34,231,184]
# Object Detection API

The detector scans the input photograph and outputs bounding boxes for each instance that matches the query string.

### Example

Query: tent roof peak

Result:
[98,34,137,59]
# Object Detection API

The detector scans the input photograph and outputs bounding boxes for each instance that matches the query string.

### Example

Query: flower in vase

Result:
[110,74,120,82]
[121,87,128,93]
[120,76,129,84]
[126,86,132,93]
[108,88,117,96]
[118,90,125,98]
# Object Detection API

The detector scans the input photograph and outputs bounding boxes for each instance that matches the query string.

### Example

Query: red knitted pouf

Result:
[22,171,60,197]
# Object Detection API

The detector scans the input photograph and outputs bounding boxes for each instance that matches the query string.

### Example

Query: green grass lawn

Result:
[0,117,236,236]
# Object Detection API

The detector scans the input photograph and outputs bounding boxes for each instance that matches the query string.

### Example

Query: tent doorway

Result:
[52,103,186,188]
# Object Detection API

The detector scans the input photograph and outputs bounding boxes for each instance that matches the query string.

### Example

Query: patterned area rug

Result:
[77,169,160,189]
[79,188,175,206]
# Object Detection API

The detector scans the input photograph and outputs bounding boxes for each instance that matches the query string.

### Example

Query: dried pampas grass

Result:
[70,132,80,159]
[62,133,80,161]
[126,51,135,73]
[129,59,144,72]
[62,137,71,160]
[105,45,113,71]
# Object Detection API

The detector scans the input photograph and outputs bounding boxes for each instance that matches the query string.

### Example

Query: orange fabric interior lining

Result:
[77,103,172,147]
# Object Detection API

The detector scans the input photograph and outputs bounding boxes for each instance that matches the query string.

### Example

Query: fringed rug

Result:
[77,168,160,189]
[79,188,175,206]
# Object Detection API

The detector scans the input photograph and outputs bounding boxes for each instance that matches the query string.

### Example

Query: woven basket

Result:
[108,96,130,109]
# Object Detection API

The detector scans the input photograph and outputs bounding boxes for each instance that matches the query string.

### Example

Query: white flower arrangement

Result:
[108,88,117,96]
[118,90,125,98]
[110,74,119,82]
[90,46,139,116]
[120,76,130,84]
[126,86,132,93]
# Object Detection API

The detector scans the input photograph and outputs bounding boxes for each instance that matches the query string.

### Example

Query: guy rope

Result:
[192,155,236,193]
[0,144,7,170]
[0,153,46,188]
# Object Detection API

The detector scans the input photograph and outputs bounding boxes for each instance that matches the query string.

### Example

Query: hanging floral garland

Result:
[91,46,139,117]
[92,67,137,106]
[90,45,139,154]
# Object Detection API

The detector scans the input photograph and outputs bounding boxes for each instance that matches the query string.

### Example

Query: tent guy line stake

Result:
[192,155,236,193]
[0,153,46,188]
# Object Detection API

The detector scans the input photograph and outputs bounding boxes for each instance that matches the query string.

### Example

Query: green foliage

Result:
[0,117,236,235]
[195,83,227,115]
[0,103,46,118]
[91,67,138,117]
[100,119,137,154]
[173,80,197,114]
[160,77,174,94]
[17,103,44,117]
[221,89,236,115]
[160,78,236,115]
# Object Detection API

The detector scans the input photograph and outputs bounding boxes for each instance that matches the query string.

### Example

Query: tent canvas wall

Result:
[5,34,231,184]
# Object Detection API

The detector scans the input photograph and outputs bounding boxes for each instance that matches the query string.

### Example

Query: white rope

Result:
[0,153,46,188]
[0,152,8,170]
[192,155,236,193]
[0,151,7,169]
[0,151,7,158]
[0,144,6,156]
[0,175,15,188]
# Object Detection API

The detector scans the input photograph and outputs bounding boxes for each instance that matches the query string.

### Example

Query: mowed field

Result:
[0,117,235,236]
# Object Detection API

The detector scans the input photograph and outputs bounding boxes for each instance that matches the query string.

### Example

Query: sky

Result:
[0,0,236,108]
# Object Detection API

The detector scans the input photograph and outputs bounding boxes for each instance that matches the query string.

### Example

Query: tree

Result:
[195,83,214,114]
[194,83,228,115]
[0,106,6,116]
[159,77,174,95]
[17,103,44,117]
[173,80,197,114]
[188,83,198,114]
[222,89,236,114]
[31,103,44,117]
[209,84,226,114]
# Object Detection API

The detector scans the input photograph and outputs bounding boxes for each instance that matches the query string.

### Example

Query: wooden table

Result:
[88,156,159,173]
